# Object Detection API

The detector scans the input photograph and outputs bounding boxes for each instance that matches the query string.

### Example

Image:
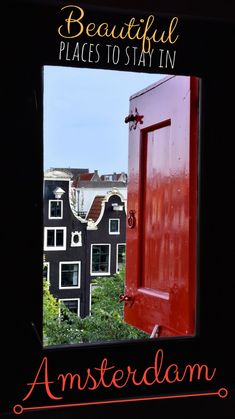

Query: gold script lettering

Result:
[58,5,84,38]
[58,5,180,53]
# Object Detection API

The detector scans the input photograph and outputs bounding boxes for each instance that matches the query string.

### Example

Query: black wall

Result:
[87,194,126,280]
[44,179,88,316]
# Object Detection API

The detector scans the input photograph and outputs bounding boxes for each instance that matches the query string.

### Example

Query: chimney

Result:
[94,170,99,181]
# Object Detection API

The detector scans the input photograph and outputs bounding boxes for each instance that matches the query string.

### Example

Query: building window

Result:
[43,262,50,281]
[59,299,80,317]
[44,227,66,250]
[71,231,82,247]
[104,175,113,181]
[49,200,63,219]
[59,262,81,289]
[117,244,126,272]
[91,244,110,275]
[109,219,120,234]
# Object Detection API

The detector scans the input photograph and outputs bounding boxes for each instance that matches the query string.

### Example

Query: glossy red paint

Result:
[125,75,199,337]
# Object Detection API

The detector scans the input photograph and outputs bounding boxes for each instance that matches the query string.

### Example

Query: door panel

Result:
[124,75,199,337]
[142,123,171,293]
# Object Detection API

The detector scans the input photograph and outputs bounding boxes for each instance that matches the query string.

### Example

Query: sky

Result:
[43,66,166,174]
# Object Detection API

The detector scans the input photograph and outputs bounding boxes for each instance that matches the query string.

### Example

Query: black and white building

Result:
[43,168,127,318]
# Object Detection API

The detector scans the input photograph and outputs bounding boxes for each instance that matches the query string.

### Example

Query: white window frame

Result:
[71,231,82,247]
[90,243,111,276]
[43,262,50,282]
[109,218,120,235]
[44,227,67,251]
[59,261,81,289]
[89,283,93,315]
[89,282,99,315]
[116,243,126,273]
[59,298,80,317]
[48,200,63,219]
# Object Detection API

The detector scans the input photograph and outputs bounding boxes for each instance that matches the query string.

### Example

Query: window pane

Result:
[73,234,79,243]
[118,244,126,271]
[56,229,64,246]
[61,264,79,287]
[110,219,119,232]
[63,300,78,314]
[47,230,55,246]
[50,201,62,217]
[92,245,109,273]
[43,264,48,280]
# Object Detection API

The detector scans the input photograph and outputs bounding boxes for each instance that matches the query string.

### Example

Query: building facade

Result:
[43,168,127,318]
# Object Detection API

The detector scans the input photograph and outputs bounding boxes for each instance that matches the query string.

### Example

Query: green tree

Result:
[43,270,148,346]
[83,269,148,342]
[43,279,84,346]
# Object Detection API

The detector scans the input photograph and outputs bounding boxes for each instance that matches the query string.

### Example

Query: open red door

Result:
[124,75,199,337]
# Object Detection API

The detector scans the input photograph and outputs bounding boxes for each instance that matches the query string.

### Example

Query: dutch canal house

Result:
[43,168,127,318]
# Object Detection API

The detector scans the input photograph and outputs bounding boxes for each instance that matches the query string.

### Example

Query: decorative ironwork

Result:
[125,107,144,130]
[127,210,136,229]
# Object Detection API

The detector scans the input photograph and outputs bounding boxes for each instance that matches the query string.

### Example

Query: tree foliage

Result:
[43,279,83,345]
[43,269,148,346]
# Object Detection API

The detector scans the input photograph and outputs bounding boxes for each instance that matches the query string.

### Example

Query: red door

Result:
[124,75,199,337]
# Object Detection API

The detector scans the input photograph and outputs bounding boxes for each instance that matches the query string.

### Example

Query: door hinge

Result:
[125,107,144,130]
[150,324,160,338]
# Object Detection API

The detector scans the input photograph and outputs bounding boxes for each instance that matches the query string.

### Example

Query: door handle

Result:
[127,210,136,229]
